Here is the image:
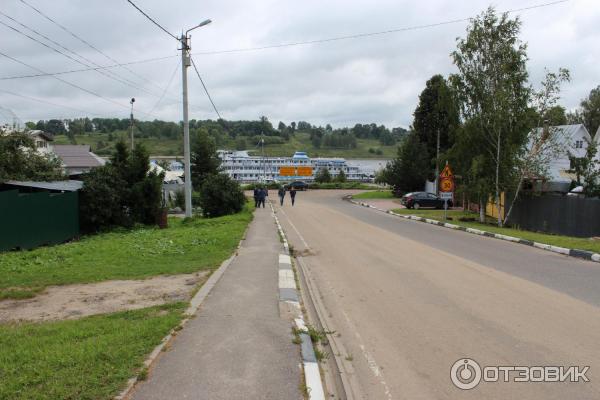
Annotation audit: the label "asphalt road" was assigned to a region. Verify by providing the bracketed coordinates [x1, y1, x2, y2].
[273, 190, 600, 400]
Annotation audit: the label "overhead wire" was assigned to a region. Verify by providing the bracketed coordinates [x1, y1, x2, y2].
[18, 0, 169, 92]
[147, 59, 180, 115]
[125, 0, 178, 40]
[190, 57, 222, 120]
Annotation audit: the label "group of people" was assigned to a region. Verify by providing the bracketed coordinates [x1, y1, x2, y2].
[253, 186, 297, 208]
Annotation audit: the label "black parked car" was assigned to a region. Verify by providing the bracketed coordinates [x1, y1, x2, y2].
[287, 181, 309, 191]
[401, 192, 452, 209]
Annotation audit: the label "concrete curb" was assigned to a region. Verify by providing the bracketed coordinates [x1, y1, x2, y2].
[114, 228, 249, 400]
[347, 197, 600, 264]
[270, 201, 326, 400]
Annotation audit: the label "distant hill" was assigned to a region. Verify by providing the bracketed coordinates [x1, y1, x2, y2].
[54, 131, 399, 159]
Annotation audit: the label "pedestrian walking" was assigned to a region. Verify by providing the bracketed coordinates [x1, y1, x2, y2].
[289, 188, 297, 206]
[257, 187, 267, 208]
[253, 187, 260, 208]
[278, 186, 286, 206]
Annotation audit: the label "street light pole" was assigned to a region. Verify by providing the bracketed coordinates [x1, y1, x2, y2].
[180, 19, 211, 218]
[129, 98, 135, 151]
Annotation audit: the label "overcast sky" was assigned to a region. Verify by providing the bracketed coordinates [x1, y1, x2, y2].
[0, 0, 597, 129]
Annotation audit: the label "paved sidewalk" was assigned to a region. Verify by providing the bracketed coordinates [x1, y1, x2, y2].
[130, 208, 302, 400]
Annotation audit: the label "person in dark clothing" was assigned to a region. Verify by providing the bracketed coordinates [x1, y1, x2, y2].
[278, 186, 286, 206]
[289, 188, 297, 206]
[257, 187, 267, 208]
[253, 187, 260, 208]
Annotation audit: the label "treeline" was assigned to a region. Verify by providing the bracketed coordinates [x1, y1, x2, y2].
[28, 116, 408, 148]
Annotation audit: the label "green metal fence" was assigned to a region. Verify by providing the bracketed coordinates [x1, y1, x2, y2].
[0, 190, 79, 251]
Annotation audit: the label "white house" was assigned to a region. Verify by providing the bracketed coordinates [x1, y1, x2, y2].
[28, 130, 54, 155]
[532, 124, 592, 192]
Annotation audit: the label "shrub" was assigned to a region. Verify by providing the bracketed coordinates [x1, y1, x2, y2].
[199, 174, 246, 217]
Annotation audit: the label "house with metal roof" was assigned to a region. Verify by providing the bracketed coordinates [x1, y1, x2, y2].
[52, 144, 105, 177]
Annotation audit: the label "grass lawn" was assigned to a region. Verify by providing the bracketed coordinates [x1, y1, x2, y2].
[0, 207, 253, 299]
[54, 131, 398, 159]
[391, 209, 600, 253]
[352, 190, 394, 199]
[0, 302, 185, 400]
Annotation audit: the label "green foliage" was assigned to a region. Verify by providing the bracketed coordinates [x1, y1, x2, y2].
[335, 169, 347, 183]
[0, 132, 64, 183]
[412, 74, 459, 173]
[352, 190, 394, 199]
[450, 7, 530, 225]
[568, 139, 600, 197]
[198, 174, 246, 217]
[308, 182, 374, 190]
[580, 86, 600, 136]
[79, 142, 164, 232]
[315, 168, 332, 183]
[190, 129, 221, 191]
[0, 303, 185, 400]
[380, 133, 430, 195]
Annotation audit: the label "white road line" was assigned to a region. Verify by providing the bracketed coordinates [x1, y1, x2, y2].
[279, 207, 311, 251]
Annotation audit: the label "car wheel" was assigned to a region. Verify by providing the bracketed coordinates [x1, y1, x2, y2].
[413, 202, 420, 210]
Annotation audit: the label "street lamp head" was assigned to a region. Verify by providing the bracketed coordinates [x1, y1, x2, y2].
[130, 98, 135, 104]
[186, 19, 212, 34]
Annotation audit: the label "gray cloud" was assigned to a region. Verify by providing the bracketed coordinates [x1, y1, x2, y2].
[0, 0, 598, 129]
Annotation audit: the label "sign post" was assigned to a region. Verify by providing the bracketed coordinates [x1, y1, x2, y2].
[439, 163, 454, 221]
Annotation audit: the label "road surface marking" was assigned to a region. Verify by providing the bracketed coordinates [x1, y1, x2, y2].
[279, 207, 311, 250]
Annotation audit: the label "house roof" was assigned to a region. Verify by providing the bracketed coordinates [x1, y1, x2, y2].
[53, 145, 104, 168]
[28, 130, 54, 142]
[4, 180, 83, 192]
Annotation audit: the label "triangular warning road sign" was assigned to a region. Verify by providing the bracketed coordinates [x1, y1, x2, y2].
[440, 163, 453, 178]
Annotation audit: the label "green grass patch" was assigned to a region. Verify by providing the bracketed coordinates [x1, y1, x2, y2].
[0, 207, 253, 299]
[309, 182, 377, 190]
[391, 209, 600, 253]
[0, 302, 185, 400]
[352, 190, 395, 199]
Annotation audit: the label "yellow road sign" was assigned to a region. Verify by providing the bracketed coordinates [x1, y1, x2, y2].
[297, 166, 313, 177]
[440, 164, 454, 178]
[440, 177, 454, 192]
[279, 166, 296, 176]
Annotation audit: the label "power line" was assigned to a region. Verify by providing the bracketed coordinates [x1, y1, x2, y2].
[125, 0, 178, 40]
[0, 50, 159, 118]
[191, 0, 570, 55]
[0, 16, 166, 100]
[18, 0, 167, 91]
[0, 54, 178, 80]
[148, 59, 180, 115]
[190, 57, 222, 120]
[1, 0, 569, 80]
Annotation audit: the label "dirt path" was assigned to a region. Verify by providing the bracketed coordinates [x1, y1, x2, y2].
[0, 272, 208, 323]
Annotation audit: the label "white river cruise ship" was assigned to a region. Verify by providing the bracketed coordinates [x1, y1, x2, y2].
[218, 150, 372, 183]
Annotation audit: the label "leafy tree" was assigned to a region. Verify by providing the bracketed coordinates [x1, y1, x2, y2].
[79, 142, 164, 232]
[198, 173, 246, 217]
[503, 69, 570, 225]
[450, 8, 530, 226]
[0, 132, 64, 183]
[412, 74, 459, 175]
[543, 105, 567, 126]
[335, 169, 347, 183]
[580, 86, 600, 137]
[278, 121, 286, 131]
[380, 133, 429, 195]
[45, 119, 67, 135]
[315, 168, 332, 183]
[190, 129, 221, 190]
[568, 139, 600, 197]
[290, 121, 296, 133]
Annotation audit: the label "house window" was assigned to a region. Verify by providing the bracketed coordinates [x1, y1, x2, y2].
[575, 140, 584, 149]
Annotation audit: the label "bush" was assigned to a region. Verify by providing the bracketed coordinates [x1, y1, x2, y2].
[199, 174, 246, 217]
[315, 168, 332, 183]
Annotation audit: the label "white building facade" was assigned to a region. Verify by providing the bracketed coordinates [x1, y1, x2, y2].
[218, 150, 371, 182]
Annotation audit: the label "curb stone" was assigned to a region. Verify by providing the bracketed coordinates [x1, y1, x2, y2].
[347, 197, 600, 264]
[270, 201, 326, 400]
[114, 229, 248, 400]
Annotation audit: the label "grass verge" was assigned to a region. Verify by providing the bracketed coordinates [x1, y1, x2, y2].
[0, 302, 186, 400]
[391, 209, 600, 253]
[0, 205, 253, 299]
[352, 190, 394, 199]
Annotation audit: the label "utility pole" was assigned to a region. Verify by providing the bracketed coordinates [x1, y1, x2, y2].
[180, 33, 193, 218]
[179, 19, 211, 218]
[129, 98, 135, 150]
[434, 126, 440, 194]
[261, 134, 265, 182]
